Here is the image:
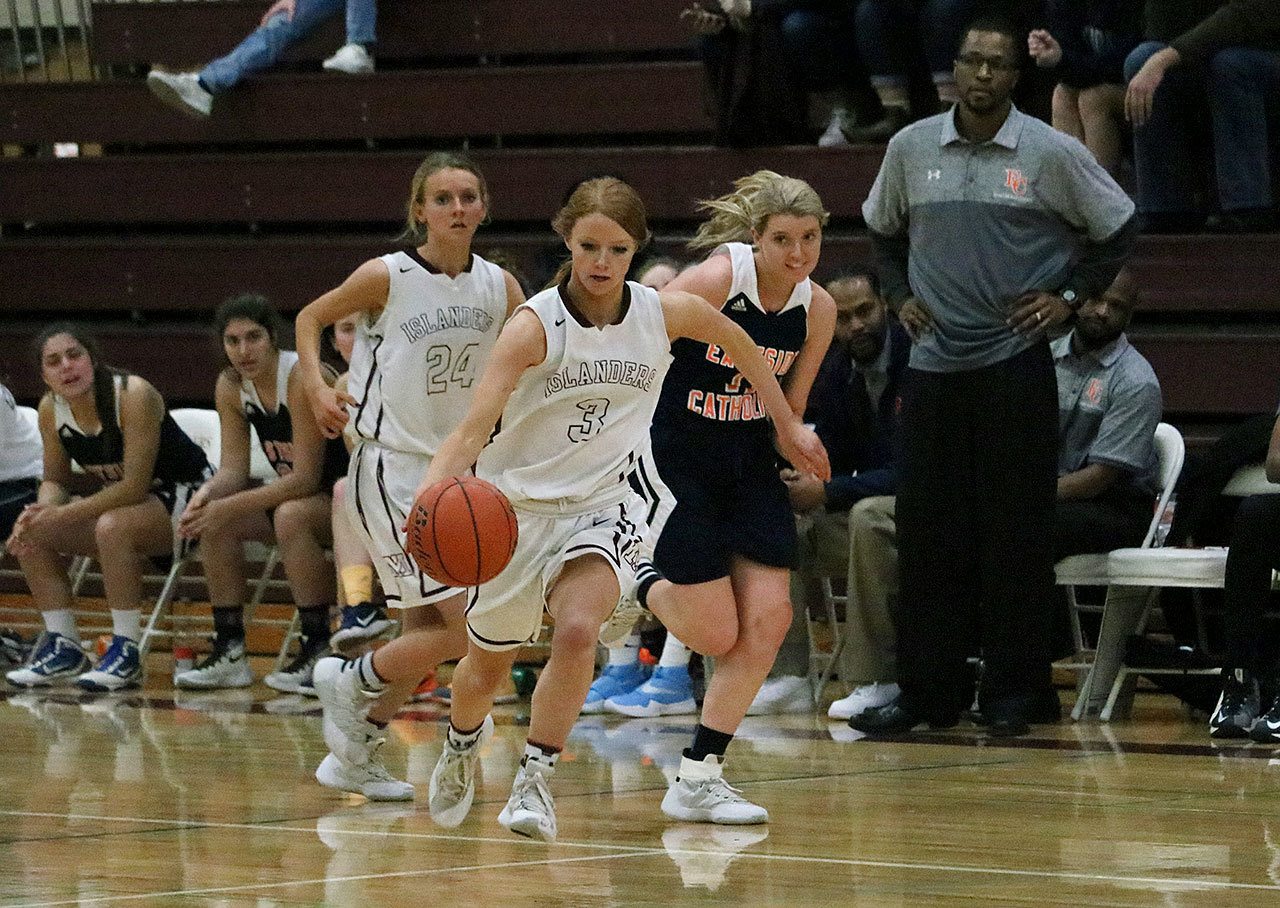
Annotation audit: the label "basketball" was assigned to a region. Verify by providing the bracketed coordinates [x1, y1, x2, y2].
[406, 476, 518, 587]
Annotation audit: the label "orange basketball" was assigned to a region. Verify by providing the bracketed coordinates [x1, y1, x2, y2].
[406, 476, 518, 587]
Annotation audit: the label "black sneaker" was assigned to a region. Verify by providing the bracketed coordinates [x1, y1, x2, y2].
[331, 602, 396, 654]
[264, 636, 329, 694]
[1251, 685, 1280, 743]
[1209, 668, 1259, 739]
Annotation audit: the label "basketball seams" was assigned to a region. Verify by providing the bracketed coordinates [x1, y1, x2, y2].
[408, 476, 517, 587]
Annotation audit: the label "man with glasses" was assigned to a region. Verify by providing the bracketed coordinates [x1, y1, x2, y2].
[856, 13, 1137, 737]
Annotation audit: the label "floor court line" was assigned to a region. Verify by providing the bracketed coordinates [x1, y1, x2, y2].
[1, 808, 1277, 897]
[4, 850, 658, 908]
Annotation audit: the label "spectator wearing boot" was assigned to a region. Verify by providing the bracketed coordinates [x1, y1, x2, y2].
[146, 0, 377, 119]
[1208, 405, 1280, 741]
[1125, 0, 1280, 232]
[749, 273, 909, 716]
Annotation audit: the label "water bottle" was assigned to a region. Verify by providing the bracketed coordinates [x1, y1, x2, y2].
[1154, 493, 1176, 547]
[172, 644, 195, 682]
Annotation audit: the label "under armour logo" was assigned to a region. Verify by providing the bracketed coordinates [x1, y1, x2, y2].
[927, 170, 941, 180]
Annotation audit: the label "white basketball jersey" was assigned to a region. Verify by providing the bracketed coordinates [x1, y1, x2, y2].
[347, 250, 508, 456]
[720, 241, 812, 314]
[477, 280, 672, 512]
[0, 383, 42, 483]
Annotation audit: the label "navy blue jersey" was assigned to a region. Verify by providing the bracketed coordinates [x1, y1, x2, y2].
[240, 351, 349, 488]
[653, 242, 811, 439]
[54, 374, 210, 486]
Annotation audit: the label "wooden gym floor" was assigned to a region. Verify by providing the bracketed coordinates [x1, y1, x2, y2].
[1, 663, 1279, 906]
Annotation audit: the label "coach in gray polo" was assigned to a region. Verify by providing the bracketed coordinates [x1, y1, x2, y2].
[852, 13, 1137, 738]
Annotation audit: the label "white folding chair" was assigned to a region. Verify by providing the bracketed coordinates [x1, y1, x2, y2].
[1056, 422, 1184, 717]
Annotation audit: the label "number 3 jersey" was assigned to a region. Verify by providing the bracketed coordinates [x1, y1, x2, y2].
[477, 280, 672, 512]
[347, 249, 508, 457]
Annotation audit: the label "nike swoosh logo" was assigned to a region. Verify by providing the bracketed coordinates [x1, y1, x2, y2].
[399, 266, 413, 273]
[1266, 719, 1280, 731]
[354, 613, 378, 627]
[555, 318, 566, 326]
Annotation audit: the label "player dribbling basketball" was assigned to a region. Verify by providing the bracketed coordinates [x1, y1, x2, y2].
[418, 177, 828, 842]
[295, 152, 524, 800]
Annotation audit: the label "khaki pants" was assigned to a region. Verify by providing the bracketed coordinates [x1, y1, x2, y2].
[778, 496, 899, 685]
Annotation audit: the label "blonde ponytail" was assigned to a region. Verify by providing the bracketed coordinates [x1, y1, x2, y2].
[689, 170, 830, 253]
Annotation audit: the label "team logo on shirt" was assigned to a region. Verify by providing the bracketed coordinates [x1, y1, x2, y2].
[1004, 168, 1028, 196]
[1085, 378, 1103, 405]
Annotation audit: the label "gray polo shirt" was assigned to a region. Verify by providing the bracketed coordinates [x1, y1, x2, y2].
[862, 105, 1135, 373]
[1053, 331, 1162, 496]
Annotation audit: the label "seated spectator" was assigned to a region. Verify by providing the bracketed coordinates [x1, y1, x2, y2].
[146, 0, 377, 119]
[174, 295, 354, 693]
[1208, 407, 1280, 741]
[850, 0, 979, 140]
[748, 273, 910, 717]
[685, 1, 813, 145]
[5, 324, 213, 691]
[1028, 0, 1143, 175]
[1124, 0, 1280, 232]
[774, 2, 882, 146]
[0, 382, 42, 542]
[1052, 268, 1162, 562]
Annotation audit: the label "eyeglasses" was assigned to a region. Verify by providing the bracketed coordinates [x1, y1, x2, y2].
[955, 53, 1019, 73]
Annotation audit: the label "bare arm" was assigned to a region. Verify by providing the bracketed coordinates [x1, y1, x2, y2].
[661, 289, 830, 481]
[59, 377, 164, 523]
[501, 269, 527, 320]
[662, 252, 734, 309]
[35, 395, 74, 506]
[417, 308, 547, 496]
[296, 258, 388, 437]
[781, 284, 836, 417]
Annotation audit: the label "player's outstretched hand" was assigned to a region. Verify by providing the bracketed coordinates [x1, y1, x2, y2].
[778, 421, 830, 482]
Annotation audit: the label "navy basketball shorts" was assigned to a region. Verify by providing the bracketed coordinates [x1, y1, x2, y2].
[638, 423, 798, 585]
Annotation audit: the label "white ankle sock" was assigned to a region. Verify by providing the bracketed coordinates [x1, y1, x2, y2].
[658, 637, 691, 669]
[111, 610, 141, 642]
[608, 634, 642, 666]
[43, 609, 78, 640]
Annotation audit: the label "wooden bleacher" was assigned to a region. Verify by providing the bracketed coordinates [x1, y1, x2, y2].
[1, 0, 1278, 437]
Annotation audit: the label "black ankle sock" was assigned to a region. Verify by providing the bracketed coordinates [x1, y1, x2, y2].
[636, 562, 663, 608]
[297, 605, 331, 645]
[211, 606, 245, 646]
[686, 724, 733, 762]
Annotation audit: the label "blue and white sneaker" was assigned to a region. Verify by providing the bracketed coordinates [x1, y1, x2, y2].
[5, 632, 91, 688]
[583, 662, 650, 714]
[606, 665, 697, 718]
[77, 635, 143, 692]
[330, 603, 396, 655]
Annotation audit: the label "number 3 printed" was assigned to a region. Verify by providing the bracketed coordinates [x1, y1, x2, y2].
[568, 398, 610, 443]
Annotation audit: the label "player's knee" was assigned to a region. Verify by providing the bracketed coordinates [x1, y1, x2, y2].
[272, 498, 315, 540]
[697, 624, 738, 659]
[94, 510, 131, 551]
[745, 597, 793, 650]
[551, 613, 600, 655]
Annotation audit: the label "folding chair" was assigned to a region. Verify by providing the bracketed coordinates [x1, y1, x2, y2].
[1056, 422, 1184, 719]
[1090, 463, 1280, 720]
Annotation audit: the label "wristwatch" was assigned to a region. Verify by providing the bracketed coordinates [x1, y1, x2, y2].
[1059, 287, 1082, 311]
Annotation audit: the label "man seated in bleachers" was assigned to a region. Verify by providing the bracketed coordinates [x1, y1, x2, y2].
[146, 0, 377, 119]
[821, 269, 1161, 727]
[748, 272, 909, 715]
[1124, 0, 1280, 232]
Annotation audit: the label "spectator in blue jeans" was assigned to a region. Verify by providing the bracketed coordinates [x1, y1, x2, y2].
[777, 2, 881, 146]
[1124, 0, 1280, 233]
[146, 0, 376, 119]
[850, 0, 977, 140]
